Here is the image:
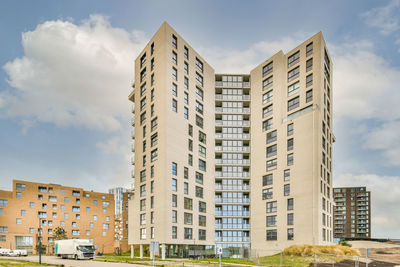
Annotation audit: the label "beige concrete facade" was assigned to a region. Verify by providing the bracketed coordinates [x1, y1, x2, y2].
[128, 22, 215, 257]
[129, 23, 334, 257]
[0, 180, 115, 254]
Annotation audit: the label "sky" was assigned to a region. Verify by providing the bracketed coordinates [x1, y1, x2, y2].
[0, 0, 400, 239]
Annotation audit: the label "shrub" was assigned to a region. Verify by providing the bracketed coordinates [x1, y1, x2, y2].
[283, 244, 359, 256]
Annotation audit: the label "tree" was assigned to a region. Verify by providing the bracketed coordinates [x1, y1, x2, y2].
[53, 227, 67, 240]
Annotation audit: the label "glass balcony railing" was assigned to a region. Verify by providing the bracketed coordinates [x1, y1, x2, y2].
[215, 133, 250, 140]
[215, 120, 250, 127]
[215, 159, 250, 165]
[215, 146, 250, 152]
[215, 94, 251, 101]
[215, 172, 250, 178]
[215, 107, 250, 114]
[215, 184, 250, 191]
[215, 81, 250, 88]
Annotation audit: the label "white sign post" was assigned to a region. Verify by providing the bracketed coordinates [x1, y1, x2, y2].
[150, 241, 159, 267]
[217, 247, 222, 267]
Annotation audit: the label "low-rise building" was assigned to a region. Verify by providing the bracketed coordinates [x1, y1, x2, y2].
[333, 187, 371, 239]
[0, 180, 115, 254]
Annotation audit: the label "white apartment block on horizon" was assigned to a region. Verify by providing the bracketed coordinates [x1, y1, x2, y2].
[128, 22, 334, 258]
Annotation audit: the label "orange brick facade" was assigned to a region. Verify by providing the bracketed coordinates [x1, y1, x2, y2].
[0, 180, 115, 254]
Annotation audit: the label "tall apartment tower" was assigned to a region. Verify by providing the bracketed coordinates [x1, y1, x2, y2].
[128, 22, 215, 258]
[129, 22, 334, 258]
[333, 187, 371, 239]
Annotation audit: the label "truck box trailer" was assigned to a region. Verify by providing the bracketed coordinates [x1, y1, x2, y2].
[55, 239, 95, 260]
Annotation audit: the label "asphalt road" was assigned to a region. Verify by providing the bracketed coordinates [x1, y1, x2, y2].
[1, 255, 147, 267]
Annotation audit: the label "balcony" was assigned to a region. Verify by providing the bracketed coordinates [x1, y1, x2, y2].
[215, 159, 250, 165]
[215, 81, 250, 88]
[215, 120, 250, 127]
[215, 107, 251, 114]
[215, 133, 251, 140]
[131, 117, 135, 126]
[215, 94, 251, 101]
[131, 130, 135, 139]
[215, 211, 250, 217]
[131, 144, 135, 152]
[131, 157, 135, 165]
[215, 172, 250, 178]
[215, 146, 250, 153]
[215, 184, 250, 191]
[215, 198, 250, 204]
[215, 224, 250, 230]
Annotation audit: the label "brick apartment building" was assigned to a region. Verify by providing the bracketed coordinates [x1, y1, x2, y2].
[0, 180, 115, 254]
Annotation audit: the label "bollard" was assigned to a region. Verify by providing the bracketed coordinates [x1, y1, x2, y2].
[280, 251, 283, 267]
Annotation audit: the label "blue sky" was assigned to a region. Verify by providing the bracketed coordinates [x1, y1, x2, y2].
[1, 0, 400, 238]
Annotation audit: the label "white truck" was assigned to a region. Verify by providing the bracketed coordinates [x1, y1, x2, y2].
[55, 239, 95, 260]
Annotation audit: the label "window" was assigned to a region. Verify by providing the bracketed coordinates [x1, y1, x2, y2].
[263, 118, 273, 131]
[140, 228, 146, 239]
[184, 92, 189, 105]
[287, 123, 294, 136]
[188, 139, 193, 151]
[198, 229, 206, 240]
[195, 186, 203, 198]
[199, 201, 206, 213]
[288, 51, 300, 68]
[288, 228, 294, 240]
[184, 76, 189, 89]
[287, 138, 294, 151]
[288, 198, 294, 210]
[263, 90, 273, 104]
[306, 42, 313, 56]
[288, 96, 299, 111]
[151, 118, 157, 132]
[195, 72, 203, 87]
[151, 74, 154, 86]
[184, 212, 193, 225]
[188, 154, 193, 166]
[306, 89, 313, 103]
[184, 182, 189, 195]
[184, 197, 193, 210]
[21, 210, 26, 216]
[140, 53, 146, 68]
[29, 202, 34, 208]
[287, 153, 294, 165]
[172, 210, 177, 223]
[199, 215, 206, 227]
[306, 58, 313, 72]
[288, 81, 300, 97]
[172, 68, 177, 81]
[263, 61, 273, 77]
[140, 112, 146, 125]
[172, 226, 177, 239]
[151, 88, 154, 101]
[140, 83, 146, 96]
[0, 208, 2, 215]
[184, 107, 189, 119]
[184, 167, 189, 179]
[143, 140, 146, 152]
[263, 188, 273, 200]
[196, 115, 203, 128]
[16, 192, 21, 198]
[188, 124, 193, 136]
[16, 218, 22, 224]
[199, 131, 206, 144]
[266, 130, 277, 144]
[263, 104, 273, 118]
[172, 34, 177, 49]
[184, 46, 189, 59]
[266, 159, 277, 171]
[140, 214, 146, 225]
[172, 179, 177, 192]
[184, 228, 193, 239]
[172, 83, 177, 96]
[64, 213, 68, 219]
[172, 162, 177, 175]
[266, 201, 277, 213]
[288, 66, 300, 82]
[284, 184, 290, 196]
[267, 229, 277, 241]
[86, 207, 90, 213]
[0, 200, 8, 206]
[172, 194, 177, 207]
[151, 133, 158, 147]
[140, 97, 146, 111]
[151, 58, 154, 71]
[140, 68, 146, 82]
[72, 206, 80, 212]
[263, 76, 273, 90]
[266, 215, 277, 227]
[306, 74, 313, 87]
[16, 183, 26, 191]
[199, 159, 206, 171]
[172, 51, 177, 65]
[263, 174, 273, 186]
[196, 172, 203, 184]
[196, 101, 203, 114]
[140, 199, 146, 211]
[93, 200, 97, 206]
[288, 213, 294, 225]
[199, 145, 206, 158]
[140, 185, 146, 197]
[196, 87, 203, 101]
[284, 169, 290, 181]
[196, 58, 203, 73]
[172, 99, 177, 112]
[267, 144, 277, 158]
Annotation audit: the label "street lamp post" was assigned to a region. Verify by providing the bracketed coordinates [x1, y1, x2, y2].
[38, 216, 42, 264]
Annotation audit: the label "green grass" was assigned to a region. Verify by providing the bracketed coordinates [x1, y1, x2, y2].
[0, 258, 54, 267]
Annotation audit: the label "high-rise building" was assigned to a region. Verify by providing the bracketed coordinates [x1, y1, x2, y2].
[0, 180, 115, 254]
[129, 22, 334, 258]
[333, 187, 371, 239]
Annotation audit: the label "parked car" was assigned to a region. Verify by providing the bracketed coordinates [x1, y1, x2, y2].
[14, 249, 28, 256]
[0, 249, 11, 256]
[7, 250, 19, 257]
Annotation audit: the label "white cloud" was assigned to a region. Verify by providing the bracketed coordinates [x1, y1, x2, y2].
[335, 173, 400, 238]
[1, 15, 147, 132]
[361, 0, 400, 35]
